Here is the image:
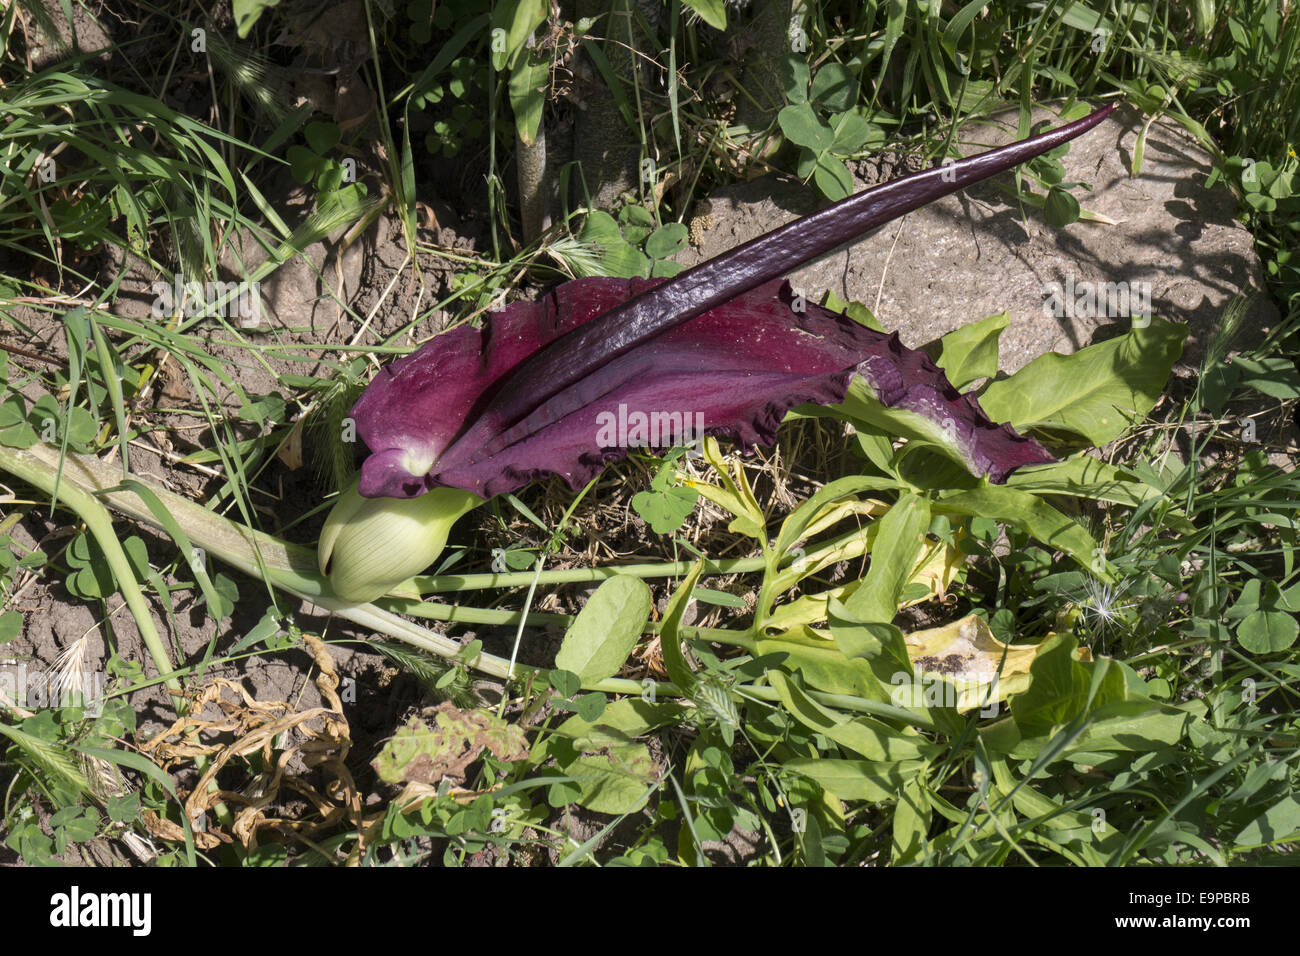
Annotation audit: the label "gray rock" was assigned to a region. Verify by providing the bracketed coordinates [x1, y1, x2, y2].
[207, 182, 369, 333]
[108, 182, 369, 335]
[679, 103, 1277, 375]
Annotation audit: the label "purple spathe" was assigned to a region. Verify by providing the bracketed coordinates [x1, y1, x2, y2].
[353, 278, 1055, 498]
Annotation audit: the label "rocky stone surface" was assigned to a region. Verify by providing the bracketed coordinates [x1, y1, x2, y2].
[679, 102, 1278, 376]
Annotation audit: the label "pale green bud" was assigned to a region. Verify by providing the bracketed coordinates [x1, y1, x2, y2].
[319, 480, 483, 603]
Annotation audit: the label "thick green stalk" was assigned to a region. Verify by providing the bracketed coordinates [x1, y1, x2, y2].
[378, 596, 754, 649]
[7, 444, 518, 677]
[0, 447, 178, 692]
[412, 555, 770, 592]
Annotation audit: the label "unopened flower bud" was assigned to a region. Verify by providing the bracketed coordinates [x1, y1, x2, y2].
[319, 479, 483, 603]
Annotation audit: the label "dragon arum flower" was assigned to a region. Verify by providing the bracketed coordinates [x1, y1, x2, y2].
[320, 103, 1120, 603]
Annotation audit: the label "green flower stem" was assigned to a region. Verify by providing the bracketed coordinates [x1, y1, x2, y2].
[377, 596, 757, 651]
[0, 446, 178, 693]
[0, 447, 237, 830]
[9, 444, 520, 677]
[412, 555, 771, 593]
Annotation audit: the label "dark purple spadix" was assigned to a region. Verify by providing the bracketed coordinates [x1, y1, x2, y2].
[352, 103, 1120, 499]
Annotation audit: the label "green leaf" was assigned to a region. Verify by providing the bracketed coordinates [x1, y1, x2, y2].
[645, 222, 688, 260]
[768, 671, 927, 761]
[287, 145, 321, 185]
[842, 493, 930, 622]
[891, 773, 931, 864]
[570, 692, 607, 722]
[1043, 186, 1081, 227]
[778, 104, 832, 150]
[304, 121, 340, 155]
[555, 575, 652, 684]
[579, 210, 650, 278]
[121, 536, 150, 583]
[660, 564, 704, 692]
[934, 311, 1008, 390]
[1032, 155, 1067, 185]
[493, 0, 548, 69]
[555, 699, 687, 742]
[1232, 356, 1300, 400]
[780, 54, 810, 103]
[1237, 609, 1299, 653]
[785, 757, 925, 802]
[821, 291, 884, 331]
[107, 793, 141, 824]
[548, 669, 581, 698]
[565, 749, 656, 814]
[67, 532, 115, 599]
[1235, 794, 1300, 847]
[757, 634, 883, 698]
[233, 0, 281, 37]
[0, 611, 20, 644]
[829, 597, 911, 681]
[810, 63, 857, 111]
[979, 318, 1186, 446]
[1244, 192, 1277, 213]
[632, 456, 699, 534]
[681, 0, 727, 31]
[230, 609, 285, 654]
[828, 111, 871, 153]
[1055, 700, 1192, 754]
[509, 54, 550, 146]
[1008, 634, 1125, 738]
[937, 484, 1105, 580]
[985, 699, 1193, 758]
[0, 421, 38, 449]
[204, 572, 239, 620]
[691, 587, 745, 608]
[63, 407, 98, 448]
[0, 395, 25, 428]
[315, 162, 343, 192]
[944, 0, 993, 46]
[1004, 453, 1173, 511]
[813, 155, 854, 200]
[618, 204, 655, 244]
[774, 473, 896, 555]
[55, 806, 100, 843]
[29, 394, 60, 439]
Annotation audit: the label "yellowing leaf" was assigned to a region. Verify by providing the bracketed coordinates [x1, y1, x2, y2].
[892, 614, 1078, 713]
[678, 437, 766, 540]
[372, 703, 529, 785]
[902, 528, 967, 607]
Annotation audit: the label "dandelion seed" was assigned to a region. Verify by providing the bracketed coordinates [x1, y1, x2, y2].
[1076, 575, 1140, 640]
